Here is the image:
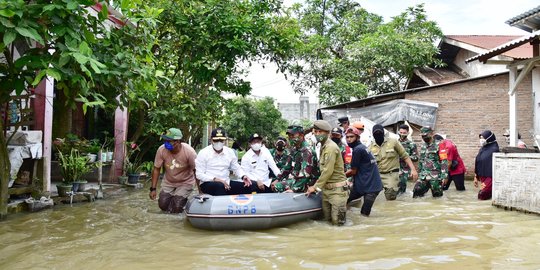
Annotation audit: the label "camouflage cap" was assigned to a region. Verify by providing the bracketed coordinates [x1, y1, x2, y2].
[286, 125, 304, 135]
[313, 120, 332, 132]
[420, 126, 433, 136]
[161, 128, 183, 140]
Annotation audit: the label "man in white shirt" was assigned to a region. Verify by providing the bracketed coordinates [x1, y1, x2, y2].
[241, 133, 281, 193]
[195, 127, 252, 195]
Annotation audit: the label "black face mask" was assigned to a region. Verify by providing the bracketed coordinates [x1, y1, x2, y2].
[276, 143, 285, 151]
[347, 141, 360, 148]
[372, 124, 385, 146]
[331, 138, 341, 145]
[422, 136, 432, 144]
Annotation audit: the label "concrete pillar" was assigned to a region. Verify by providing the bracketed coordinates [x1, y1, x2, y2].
[113, 103, 128, 179]
[509, 67, 518, 147]
[33, 77, 54, 191]
[533, 67, 540, 137]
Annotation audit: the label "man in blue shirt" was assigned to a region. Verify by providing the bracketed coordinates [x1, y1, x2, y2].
[345, 127, 383, 216]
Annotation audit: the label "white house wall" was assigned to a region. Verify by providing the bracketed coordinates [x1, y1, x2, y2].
[456, 49, 507, 77]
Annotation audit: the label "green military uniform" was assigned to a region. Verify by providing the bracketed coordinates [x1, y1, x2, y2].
[413, 127, 448, 198]
[269, 148, 290, 175]
[311, 120, 349, 226]
[398, 138, 418, 193]
[274, 141, 319, 193]
[369, 137, 409, 200]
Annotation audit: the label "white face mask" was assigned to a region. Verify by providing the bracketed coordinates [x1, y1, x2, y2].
[251, 143, 262, 151]
[212, 142, 224, 151]
[479, 138, 486, 146]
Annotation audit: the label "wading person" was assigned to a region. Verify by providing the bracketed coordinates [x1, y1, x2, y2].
[413, 126, 448, 198]
[345, 127, 382, 216]
[433, 134, 466, 191]
[474, 130, 499, 200]
[398, 124, 418, 194]
[306, 120, 349, 226]
[331, 127, 352, 174]
[241, 133, 280, 193]
[369, 124, 417, 200]
[195, 127, 252, 195]
[149, 128, 197, 213]
[272, 125, 319, 193]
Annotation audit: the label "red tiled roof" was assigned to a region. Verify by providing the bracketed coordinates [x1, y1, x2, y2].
[446, 35, 533, 59]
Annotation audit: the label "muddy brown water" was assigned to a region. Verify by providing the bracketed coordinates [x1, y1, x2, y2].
[1, 182, 540, 269]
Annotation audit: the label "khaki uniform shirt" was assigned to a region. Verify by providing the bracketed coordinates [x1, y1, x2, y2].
[369, 137, 409, 173]
[314, 139, 347, 190]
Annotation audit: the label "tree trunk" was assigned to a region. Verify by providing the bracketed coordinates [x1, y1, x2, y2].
[0, 117, 10, 219]
[129, 108, 145, 143]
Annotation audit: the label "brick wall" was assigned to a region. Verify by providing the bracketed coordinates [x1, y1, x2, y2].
[404, 72, 534, 177]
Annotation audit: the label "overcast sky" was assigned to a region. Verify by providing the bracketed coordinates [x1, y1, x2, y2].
[247, 0, 539, 104]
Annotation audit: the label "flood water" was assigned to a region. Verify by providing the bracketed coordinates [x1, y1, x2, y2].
[2, 181, 540, 269]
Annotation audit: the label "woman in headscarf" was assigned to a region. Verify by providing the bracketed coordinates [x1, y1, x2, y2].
[474, 130, 499, 200]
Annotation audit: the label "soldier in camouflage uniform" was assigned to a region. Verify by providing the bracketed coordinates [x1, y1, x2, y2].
[398, 124, 418, 194]
[269, 137, 290, 178]
[413, 126, 448, 198]
[272, 125, 320, 193]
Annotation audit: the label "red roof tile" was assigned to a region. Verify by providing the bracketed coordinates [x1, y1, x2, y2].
[446, 35, 533, 59]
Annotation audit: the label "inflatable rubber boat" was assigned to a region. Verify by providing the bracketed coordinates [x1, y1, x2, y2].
[185, 192, 322, 230]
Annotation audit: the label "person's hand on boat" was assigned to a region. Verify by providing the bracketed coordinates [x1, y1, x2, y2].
[242, 175, 252, 187]
[257, 180, 265, 190]
[305, 186, 317, 196]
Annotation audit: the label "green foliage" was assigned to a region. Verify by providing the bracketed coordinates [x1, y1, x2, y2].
[220, 97, 288, 148]
[57, 149, 94, 183]
[289, 1, 443, 105]
[130, 0, 301, 148]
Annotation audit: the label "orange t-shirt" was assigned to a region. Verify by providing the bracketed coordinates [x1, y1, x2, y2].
[154, 143, 197, 188]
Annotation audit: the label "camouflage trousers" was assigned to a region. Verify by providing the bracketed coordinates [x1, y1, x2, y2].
[274, 178, 310, 193]
[413, 178, 443, 198]
[322, 186, 349, 226]
[398, 170, 411, 194]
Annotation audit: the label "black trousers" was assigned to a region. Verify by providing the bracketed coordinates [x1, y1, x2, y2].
[347, 189, 380, 216]
[200, 181, 251, 195]
[443, 173, 465, 191]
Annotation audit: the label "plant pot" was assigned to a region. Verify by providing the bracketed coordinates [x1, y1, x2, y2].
[118, 176, 128, 185]
[100, 152, 108, 162]
[56, 184, 73, 197]
[127, 173, 141, 184]
[87, 154, 97, 163]
[73, 180, 88, 192]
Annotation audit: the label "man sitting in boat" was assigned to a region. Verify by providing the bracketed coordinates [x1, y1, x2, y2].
[241, 133, 281, 193]
[195, 127, 253, 195]
[272, 125, 320, 192]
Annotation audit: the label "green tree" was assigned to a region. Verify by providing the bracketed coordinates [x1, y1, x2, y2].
[290, 1, 443, 105]
[128, 0, 301, 149]
[221, 97, 288, 149]
[0, 0, 159, 218]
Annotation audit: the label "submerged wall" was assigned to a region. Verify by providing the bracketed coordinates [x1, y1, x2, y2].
[492, 153, 540, 214]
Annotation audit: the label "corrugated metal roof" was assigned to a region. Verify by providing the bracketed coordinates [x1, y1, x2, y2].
[446, 35, 532, 59]
[465, 30, 540, 63]
[505, 5, 540, 32]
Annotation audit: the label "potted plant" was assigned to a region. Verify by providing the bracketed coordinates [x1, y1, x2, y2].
[57, 148, 95, 194]
[124, 142, 142, 184]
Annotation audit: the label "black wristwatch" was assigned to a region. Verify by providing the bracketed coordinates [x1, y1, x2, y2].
[149, 187, 156, 192]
